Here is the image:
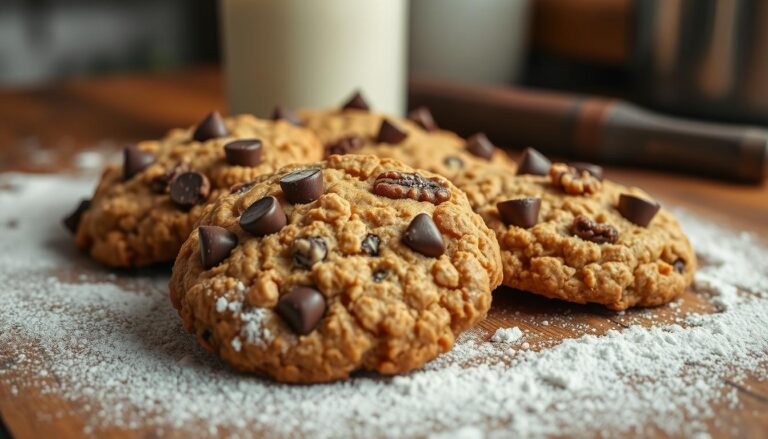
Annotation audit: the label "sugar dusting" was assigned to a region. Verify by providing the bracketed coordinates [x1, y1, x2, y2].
[0, 173, 767, 438]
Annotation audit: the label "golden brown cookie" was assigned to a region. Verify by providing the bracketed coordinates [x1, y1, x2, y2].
[73, 112, 324, 267]
[299, 93, 516, 180]
[454, 159, 696, 310]
[169, 154, 502, 383]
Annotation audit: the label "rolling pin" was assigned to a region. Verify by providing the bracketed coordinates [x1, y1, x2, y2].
[409, 78, 768, 183]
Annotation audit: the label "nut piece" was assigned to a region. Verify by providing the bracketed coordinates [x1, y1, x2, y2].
[571, 215, 618, 244]
[550, 163, 602, 195]
[293, 237, 328, 269]
[372, 171, 451, 205]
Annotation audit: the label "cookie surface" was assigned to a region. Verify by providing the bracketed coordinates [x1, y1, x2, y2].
[169, 154, 502, 383]
[75, 114, 323, 267]
[454, 163, 696, 310]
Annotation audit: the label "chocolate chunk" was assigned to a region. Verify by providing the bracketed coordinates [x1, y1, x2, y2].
[516, 147, 552, 176]
[198, 225, 238, 269]
[239, 196, 287, 236]
[549, 163, 601, 195]
[443, 156, 465, 170]
[408, 106, 438, 131]
[325, 135, 364, 157]
[617, 194, 661, 227]
[361, 234, 381, 256]
[293, 237, 328, 269]
[276, 286, 326, 335]
[402, 213, 445, 257]
[673, 259, 686, 274]
[341, 91, 370, 111]
[62, 199, 91, 234]
[169, 172, 210, 209]
[279, 169, 324, 204]
[192, 111, 229, 142]
[466, 133, 495, 160]
[151, 162, 191, 193]
[123, 145, 155, 181]
[229, 180, 256, 194]
[570, 162, 604, 180]
[497, 197, 541, 228]
[201, 328, 212, 342]
[224, 139, 263, 167]
[376, 120, 408, 144]
[571, 215, 618, 244]
[271, 105, 302, 126]
[372, 270, 388, 282]
[373, 171, 451, 204]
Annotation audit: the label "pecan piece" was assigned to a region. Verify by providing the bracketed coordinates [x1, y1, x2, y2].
[550, 163, 601, 195]
[325, 135, 364, 157]
[372, 171, 451, 204]
[571, 215, 618, 244]
[151, 162, 191, 194]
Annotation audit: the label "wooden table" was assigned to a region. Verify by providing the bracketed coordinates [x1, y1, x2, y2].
[0, 68, 766, 438]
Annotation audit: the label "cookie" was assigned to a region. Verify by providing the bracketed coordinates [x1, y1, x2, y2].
[300, 92, 516, 180]
[169, 154, 502, 383]
[454, 156, 696, 310]
[71, 112, 324, 267]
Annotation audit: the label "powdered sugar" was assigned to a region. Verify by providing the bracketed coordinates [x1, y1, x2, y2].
[491, 327, 523, 344]
[0, 173, 766, 438]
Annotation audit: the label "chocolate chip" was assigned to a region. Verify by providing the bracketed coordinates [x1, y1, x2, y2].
[673, 259, 686, 273]
[123, 145, 155, 181]
[276, 286, 326, 335]
[201, 328, 212, 342]
[376, 120, 408, 144]
[169, 172, 210, 209]
[617, 194, 661, 227]
[497, 198, 541, 228]
[239, 196, 287, 236]
[516, 147, 551, 176]
[279, 169, 324, 204]
[408, 106, 438, 131]
[341, 91, 370, 111]
[151, 162, 191, 193]
[198, 225, 238, 269]
[466, 133, 495, 160]
[372, 270, 388, 282]
[402, 213, 445, 257]
[570, 162, 604, 180]
[192, 111, 229, 142]
[571, 215, 618, 244]
[229, 181, 256, 194]
[373, 171, 451, 204]
[325, 135, 364, 157]
[271, 105, 302, 126]
[224, 139, 263, 167]
[293, 237, 327, 269]
[361, 234, 380, 256]
[63, 199, 91, 234]
[443, 156, 465, 170]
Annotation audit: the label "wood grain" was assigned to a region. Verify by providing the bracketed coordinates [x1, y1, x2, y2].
[0, 67, 765, 438]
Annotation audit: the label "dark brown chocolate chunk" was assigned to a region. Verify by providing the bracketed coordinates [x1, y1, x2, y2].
[361, 234, 381, 256]
[617, 194, 661, 227]
[229, 180, 256, 194]
[293, 237, 327, 269]
[123, 145, 155, 181]
[673, 259, 686, 274]
[466, 133, 495, 160]
[279, 168, 324, 204]
[341, 91, 370, 111]
[571, 215, 619, 244]
[239, 196, 287, 236]
[408, 106, 438, 131]
[376, 120, 408, 144]
[372, 270, 388, 282]
[151, 162, 191, 193]
[570, 162, 604, 180]
[192, 111, 229, 142]
[198, 225, 238, 269]
[224, 139, 263, 167]
[497, 198, 541, 228]
[402, 213, 445, 257]
[276, 286, 326, 335]
[516, 147, 552, 176]
[271, 105, 302, 126]
[443, 156, 465, 170]
[63, 199, 91, 234]
[373, 171, 451, 204]
[169, 172, 210, 209]
[325, 135, 364, 157]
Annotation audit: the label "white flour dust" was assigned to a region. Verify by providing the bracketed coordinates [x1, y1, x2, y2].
[0, 173, 766, 438]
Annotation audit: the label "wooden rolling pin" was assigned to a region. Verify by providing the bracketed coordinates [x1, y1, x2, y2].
[409, 78, 768, 183]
